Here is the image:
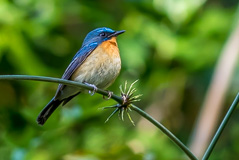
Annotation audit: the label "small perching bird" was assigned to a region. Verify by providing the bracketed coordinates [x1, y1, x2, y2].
[37, 27, 125, 125]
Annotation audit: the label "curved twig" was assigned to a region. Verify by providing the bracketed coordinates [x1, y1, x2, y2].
[0, 75, 197, 160]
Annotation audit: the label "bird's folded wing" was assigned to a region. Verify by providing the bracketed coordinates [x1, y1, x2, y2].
[55, 42, 98, 94]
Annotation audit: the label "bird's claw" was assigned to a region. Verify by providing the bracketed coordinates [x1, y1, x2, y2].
[122, 94, 127, 104]
[84, 82, 98, 96]
[103, 91, 113, 100]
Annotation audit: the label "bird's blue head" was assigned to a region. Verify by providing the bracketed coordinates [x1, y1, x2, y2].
[82, 27, 125, 46]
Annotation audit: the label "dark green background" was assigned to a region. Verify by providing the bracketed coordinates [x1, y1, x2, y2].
[0, 0, 239, 159]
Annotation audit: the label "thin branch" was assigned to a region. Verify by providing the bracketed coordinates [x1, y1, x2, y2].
[189, 5, 239, 157]
[131, 105, 198, 160]
[0, 75, 123, 103]
[0, 75, 197, 159]
[202, 93, 239, 160]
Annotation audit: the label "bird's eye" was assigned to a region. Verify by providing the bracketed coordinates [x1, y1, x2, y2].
[99, 32, 106, 37]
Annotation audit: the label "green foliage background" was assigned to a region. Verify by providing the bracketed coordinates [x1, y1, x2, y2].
[0, 0, 239, 159]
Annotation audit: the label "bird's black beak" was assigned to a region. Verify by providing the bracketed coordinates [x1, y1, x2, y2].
[108, 30, 125, 38]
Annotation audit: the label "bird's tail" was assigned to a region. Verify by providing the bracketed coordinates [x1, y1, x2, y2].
[37, 98, 62, 125]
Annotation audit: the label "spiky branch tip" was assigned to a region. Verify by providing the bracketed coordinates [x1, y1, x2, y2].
[102, 80, 142, 125]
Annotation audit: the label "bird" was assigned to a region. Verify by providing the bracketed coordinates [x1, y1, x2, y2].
[37, 27, 125, 125]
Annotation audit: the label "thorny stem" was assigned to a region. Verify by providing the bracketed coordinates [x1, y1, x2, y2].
[0, 75, 197, 159]
[103, 80, 141, 126]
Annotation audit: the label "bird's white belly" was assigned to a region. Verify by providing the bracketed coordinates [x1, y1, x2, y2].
[73, 50, 121, 88]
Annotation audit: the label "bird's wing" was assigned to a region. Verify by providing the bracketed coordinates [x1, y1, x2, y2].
[55, 42, 98, 95]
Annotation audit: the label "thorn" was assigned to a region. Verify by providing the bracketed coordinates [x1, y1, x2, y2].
[121, 107, 125, 121]
[127, 110, 135, 126]
[126, 79, 138, 96]
[101, 104, 119, 110]
[119, 85, 124, 94]
[118, 108, 122, 120]
[124, 81, 127, 93]
[105, 108, 120, 123]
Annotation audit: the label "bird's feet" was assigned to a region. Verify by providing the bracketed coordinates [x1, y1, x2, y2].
[103, 91, 113, 100]
[83, 82, 98, 96]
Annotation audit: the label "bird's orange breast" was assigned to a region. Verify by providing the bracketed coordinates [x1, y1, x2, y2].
[71, 37, 121, 89]
[100, 37, 119, 57]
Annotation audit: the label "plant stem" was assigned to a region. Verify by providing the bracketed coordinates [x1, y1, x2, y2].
[0, 75, 197, 159]
[202, 93, 239, 160]
[131, 105, 198, 160]
[0, 75, 123, 103]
